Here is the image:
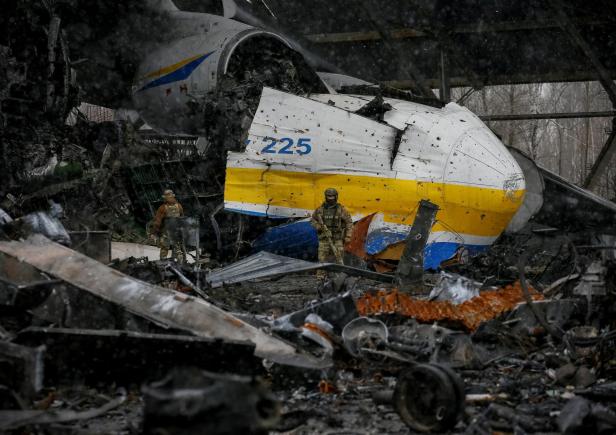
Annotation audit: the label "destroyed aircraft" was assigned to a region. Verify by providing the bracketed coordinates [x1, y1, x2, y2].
[132, 0, 526, 268]
[3, 1, 616, 433]
[4, 0, 614, 266]
[128, 0, 616, 268]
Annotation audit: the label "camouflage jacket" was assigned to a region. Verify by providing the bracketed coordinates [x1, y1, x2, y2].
[310, 203, 353, 242]
[152, 200, 184, 235]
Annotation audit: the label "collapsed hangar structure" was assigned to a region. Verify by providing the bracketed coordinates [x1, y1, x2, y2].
[3, 0, 615, 238]
[3, 1, 616, 433]
[284, 0, 616, 191]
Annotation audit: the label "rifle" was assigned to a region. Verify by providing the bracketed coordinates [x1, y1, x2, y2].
[316, 214, 344, 263]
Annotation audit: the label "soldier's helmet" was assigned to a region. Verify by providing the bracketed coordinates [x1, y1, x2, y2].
[324, 188, 338, 198]
[162, 189, 175, 198]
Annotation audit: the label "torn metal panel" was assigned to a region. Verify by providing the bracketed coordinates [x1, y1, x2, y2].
[429, 273, 482, 304]
[345, 213, 375, 259]
[19, 212, 71, 245]
[356, 281, 544, 331]
[206, 251, 394, 288]
[225, 87, 398, 219]
[396, 199, 439, 290]
[0, 235, 330, 369]
[251, 220, 318, 260]
[15, 327, 261, 383]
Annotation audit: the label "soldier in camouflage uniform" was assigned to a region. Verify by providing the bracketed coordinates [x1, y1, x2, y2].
[150, 189, 185, 262]
[311, 188, 353, 278]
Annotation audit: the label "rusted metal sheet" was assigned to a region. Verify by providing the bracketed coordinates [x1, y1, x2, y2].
[356, 281, 543, 331]
[345, 213, 375, 259]
[0, 235, 330, 369]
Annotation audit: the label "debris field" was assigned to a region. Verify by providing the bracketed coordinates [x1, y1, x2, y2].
[2, 1, 616, 435]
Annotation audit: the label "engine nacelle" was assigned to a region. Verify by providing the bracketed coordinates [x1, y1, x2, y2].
[132, 21, 324, 134]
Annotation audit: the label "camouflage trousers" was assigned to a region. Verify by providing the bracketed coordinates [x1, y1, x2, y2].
[159, 233, 185, 263]
[316, 239, 344, 279]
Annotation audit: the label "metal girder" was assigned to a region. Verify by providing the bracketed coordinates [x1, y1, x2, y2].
[439, 46, 451, 102]
[357, 0, 437, 99]
[548, 0, 616, 189]
[548, 0, 616, 106]
[396, 199, 439, 291]
[479, 111, 616, 122]
[384, 70, 616, 89]
[304, 18, 609, 44]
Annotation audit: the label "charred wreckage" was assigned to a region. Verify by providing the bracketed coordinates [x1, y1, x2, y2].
[2, 0, 616, 434]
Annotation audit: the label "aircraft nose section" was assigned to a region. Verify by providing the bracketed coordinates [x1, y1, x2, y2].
[444, 126, 526, 200]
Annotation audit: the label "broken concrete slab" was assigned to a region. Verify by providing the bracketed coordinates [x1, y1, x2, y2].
[0, 235, 331, 369]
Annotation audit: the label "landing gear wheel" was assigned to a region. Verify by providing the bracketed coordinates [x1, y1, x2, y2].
[393, 363, 462, 432]
[431, 364, 466, 422]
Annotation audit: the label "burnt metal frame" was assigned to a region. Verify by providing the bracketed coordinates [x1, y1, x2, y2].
[547, 0, 616, 190]
[396, 199, 439, 292]
[479, 111, 616, 122]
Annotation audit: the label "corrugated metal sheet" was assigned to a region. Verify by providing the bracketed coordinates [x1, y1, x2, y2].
[356, 282, 543, 331]
[206, 251, 394, 288]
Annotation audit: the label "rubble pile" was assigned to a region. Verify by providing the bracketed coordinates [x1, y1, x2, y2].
[0, 204, 615, 433]
[3, 3, 616, 434]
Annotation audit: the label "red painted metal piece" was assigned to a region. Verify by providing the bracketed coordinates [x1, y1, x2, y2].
[345, 213, 375, 258]
[356, 281, 543, 331]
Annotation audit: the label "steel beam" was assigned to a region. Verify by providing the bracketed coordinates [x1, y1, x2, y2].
[304, 18, 609, 44]
[548, 0, 616, 106]
[439, 47, 451, 102]
[384, 70, 616, 89]
[396, 200, 439, 292]
[358, 0, 437, 99]
[548, 0, 616, 189]
[479, 111, 616, 122]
